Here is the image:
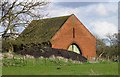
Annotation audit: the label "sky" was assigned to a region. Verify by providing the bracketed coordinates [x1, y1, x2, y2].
[0, 0, 119, 40]
[51, 0, 120, 2]
[45, 1, 118, 39]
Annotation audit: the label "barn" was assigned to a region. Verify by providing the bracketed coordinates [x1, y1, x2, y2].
[17, 14, 96, 60]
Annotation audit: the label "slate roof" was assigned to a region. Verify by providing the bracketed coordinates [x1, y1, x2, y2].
[16, 15, 71, 44]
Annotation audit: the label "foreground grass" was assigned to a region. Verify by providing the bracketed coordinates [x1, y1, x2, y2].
[2, 58, 118, 75]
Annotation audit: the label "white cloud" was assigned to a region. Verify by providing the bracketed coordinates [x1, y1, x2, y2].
[78, 3, 117, 17]
[52, 0, 119, 2]
[90, 21, 118, 38]
[45, 2, 118, 38]
[95, 4, 107, 16]
[46, 3, 79, 17]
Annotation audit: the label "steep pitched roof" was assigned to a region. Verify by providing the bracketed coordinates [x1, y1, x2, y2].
[17, 15, 71, 44]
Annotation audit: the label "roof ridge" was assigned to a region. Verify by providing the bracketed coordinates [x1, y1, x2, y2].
[33, 14, 72, 21]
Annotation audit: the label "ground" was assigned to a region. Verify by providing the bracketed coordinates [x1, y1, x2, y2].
[2, 58, 118, 75]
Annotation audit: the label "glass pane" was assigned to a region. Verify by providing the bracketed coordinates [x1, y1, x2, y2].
[68, 44, 80, 54]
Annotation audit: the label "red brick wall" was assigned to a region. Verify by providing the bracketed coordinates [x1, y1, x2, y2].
[51, 15, 96, 60]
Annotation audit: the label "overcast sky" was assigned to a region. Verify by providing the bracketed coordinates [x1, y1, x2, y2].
[45, 1, 119, 39]
[0, 0, 119, 39]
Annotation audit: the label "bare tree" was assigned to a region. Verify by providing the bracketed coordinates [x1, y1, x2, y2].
[106, 33, 118, 45]
[96, 33, 119, 61]
[0, 0, 49, 38]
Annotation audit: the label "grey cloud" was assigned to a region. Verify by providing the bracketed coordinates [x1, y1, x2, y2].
[53, 2, 100, 8]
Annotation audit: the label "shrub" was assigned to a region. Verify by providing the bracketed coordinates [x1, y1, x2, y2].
[3, 57, 27, 67]
[2, 39, 15, 52]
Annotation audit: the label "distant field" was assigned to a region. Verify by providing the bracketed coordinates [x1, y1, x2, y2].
[2, 58, 118, 75]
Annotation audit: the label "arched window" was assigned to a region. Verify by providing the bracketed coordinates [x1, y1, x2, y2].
[68, 43, 82, 54]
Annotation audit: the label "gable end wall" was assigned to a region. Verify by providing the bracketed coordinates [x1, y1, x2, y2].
[51, 15, 96, 60]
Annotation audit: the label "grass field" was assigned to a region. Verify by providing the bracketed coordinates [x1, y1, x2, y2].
[2, 58, 118, 75]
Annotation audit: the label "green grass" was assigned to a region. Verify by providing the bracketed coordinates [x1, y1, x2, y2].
[0, 66, 1, 76]
[2, 58, 118, 75]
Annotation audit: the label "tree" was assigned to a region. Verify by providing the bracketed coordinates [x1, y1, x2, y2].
[106, 33, 119, 61]
[96, 33, 119, 61]
[0, 0, 49, 38]
[96, 37, 106, 59]
[106, 33, 118, 45]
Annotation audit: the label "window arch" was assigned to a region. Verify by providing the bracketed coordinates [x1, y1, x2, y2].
[68, 43, 82, 54]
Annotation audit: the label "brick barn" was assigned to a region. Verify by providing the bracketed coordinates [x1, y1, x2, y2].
[17, 14, 96, 60]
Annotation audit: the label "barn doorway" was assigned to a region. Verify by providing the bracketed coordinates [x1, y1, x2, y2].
[68, 43, 82, 54]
